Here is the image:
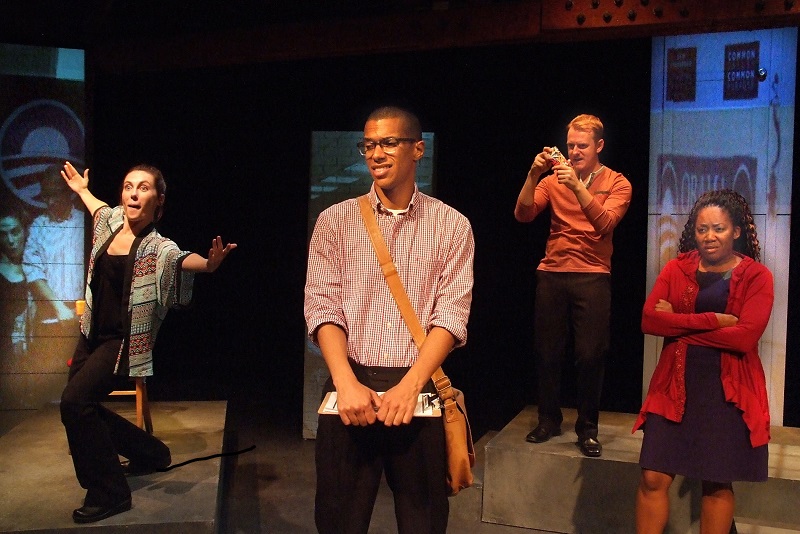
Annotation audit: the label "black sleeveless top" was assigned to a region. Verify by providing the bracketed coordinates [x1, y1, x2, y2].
[89, 251, 127, 342]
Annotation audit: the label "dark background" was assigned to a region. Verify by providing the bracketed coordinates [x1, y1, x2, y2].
[87, 40, 651, 440]
[3, 2, 799, 439]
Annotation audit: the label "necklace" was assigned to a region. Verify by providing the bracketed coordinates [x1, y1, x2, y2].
[581, 165, 605, 188]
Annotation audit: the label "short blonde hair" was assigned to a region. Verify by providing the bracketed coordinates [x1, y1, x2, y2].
[567, 114, 604, 141]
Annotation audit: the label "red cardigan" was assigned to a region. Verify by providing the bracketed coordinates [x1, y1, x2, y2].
[632, 250, 773, 447]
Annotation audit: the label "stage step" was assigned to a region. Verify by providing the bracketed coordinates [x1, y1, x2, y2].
[735, 518, 800, 534]
[482, 406, 800, 534]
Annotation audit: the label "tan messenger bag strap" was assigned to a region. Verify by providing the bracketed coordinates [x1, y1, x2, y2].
[356, 195, 457, 406]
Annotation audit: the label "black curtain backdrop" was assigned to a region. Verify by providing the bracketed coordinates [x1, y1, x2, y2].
[86, 38, 799, 439]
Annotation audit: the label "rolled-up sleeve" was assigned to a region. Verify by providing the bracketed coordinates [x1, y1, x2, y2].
[304, 211, 348, 344]
[427, 213, 474, 347]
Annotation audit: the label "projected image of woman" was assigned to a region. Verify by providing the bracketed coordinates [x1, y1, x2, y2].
[59, 161, 237, 524]
[0, 207, 34, 360]
[633, 189, 773, 534]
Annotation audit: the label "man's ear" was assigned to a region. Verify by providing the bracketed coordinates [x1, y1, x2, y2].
[414, 140, 425, 161]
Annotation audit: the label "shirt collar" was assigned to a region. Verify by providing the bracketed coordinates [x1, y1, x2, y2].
[369, 183, 420, 216]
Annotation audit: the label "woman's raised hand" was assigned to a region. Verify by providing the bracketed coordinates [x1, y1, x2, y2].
[61, 161, 90, 194]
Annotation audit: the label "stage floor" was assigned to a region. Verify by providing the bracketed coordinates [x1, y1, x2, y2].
[0, 397, 535, 534]
[4, 399, 797, 533]
[0, 400, 227, 534]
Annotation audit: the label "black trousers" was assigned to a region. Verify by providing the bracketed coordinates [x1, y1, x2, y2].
[315, 361, 448, 534]
[60, 336, 171, 506]
[534, 271, 611, 439]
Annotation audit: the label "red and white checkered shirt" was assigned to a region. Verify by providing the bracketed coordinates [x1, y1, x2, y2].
[304, 186, 474, 367]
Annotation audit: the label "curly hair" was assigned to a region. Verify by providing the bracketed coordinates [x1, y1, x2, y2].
[677, 189, 760, 261]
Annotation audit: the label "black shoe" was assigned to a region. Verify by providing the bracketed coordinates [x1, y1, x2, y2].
[72, 497, 132, 524]
[525, 424, 562, 443]
[578, 437, 602, 457]
[122, 460, 156, 476]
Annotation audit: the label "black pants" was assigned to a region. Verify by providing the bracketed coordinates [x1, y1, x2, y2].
[60, 336, 171, 506]
[534, 271, 611, 439]
[315, 361, 448, 534]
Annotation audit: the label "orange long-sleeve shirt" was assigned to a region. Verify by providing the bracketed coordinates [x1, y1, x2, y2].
[515, 166, 631, 273]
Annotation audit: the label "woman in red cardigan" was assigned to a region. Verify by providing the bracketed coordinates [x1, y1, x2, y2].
[633, 189, 773, 534]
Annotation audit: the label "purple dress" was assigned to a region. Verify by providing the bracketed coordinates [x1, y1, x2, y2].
[639, 270, 768, 482]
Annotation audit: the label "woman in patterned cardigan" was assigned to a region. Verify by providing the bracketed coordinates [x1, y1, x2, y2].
[59, 161, 236, 524]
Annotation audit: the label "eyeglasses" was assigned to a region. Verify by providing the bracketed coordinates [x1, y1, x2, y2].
[356, 137, 417, 156]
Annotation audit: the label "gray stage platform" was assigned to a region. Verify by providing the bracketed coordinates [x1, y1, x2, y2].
[483, 406, 800, 534]
[0, 400, 227, 534]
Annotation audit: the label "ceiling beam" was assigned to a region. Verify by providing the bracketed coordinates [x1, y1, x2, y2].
[92, 2, 540, 73]
[539, 0, 800, 40]
[90, 0, 800, 73]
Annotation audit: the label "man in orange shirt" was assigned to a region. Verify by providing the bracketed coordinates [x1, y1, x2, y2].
[514, 114, 631, 457]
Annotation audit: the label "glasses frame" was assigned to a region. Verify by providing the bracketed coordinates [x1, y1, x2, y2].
[356, 137, 418, 156]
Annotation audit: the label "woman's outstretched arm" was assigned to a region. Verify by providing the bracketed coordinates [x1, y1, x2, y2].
[181, 236, 238, 273]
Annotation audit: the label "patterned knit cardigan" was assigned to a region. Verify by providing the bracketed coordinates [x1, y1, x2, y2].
[80, 205, 194, 376]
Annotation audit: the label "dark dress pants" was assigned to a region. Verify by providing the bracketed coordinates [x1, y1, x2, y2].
[534, 271, 610, 439]
[60, 336, 171, 506]
[315, 362, 448, 534]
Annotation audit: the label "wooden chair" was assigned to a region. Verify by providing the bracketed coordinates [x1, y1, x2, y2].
[109, 377, 153, 434]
